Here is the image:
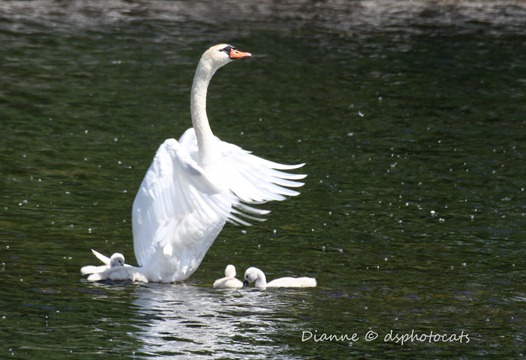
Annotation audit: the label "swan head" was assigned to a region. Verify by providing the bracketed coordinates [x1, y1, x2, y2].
[109, 253, 125, 268]
[200, 44, 251, 71]
[224, 264, 236, 278]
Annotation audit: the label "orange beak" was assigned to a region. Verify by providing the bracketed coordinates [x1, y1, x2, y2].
[229, 48, 252, 59]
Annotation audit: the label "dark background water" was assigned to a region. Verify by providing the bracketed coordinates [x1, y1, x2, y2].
[1, 1, 525, 358]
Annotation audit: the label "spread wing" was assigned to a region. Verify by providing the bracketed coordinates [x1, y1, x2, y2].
[183, 128, 306, 222]
[132, 136, 233, 269]
[131, 129, 306, 276]
[220, 140, 306, 204]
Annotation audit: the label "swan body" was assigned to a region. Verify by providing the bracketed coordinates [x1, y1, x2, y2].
[213, 264, 243, 289]
[131, 44, 306, 283]
[81, 249, 148, 282]
[243, 267, 316, 289]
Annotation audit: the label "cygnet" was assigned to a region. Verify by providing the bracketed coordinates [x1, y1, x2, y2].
[81, 249, 128, 274]
[81, 249, 148, 282]
[213, 264, 243, 289]
[243, 267, 316, 289]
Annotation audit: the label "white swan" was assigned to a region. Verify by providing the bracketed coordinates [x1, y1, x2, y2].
[131, 44, 306, 283]
[243, 267, 316, 289]
[81, 249, 148, 282]
[213, 264, 243, 289]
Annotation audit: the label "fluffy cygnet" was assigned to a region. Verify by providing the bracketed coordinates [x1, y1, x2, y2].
[81, 250, 124, 275]
[213, 264, 243, 289]
[81, 249, 148, 282]
[243, 267, 316, 289]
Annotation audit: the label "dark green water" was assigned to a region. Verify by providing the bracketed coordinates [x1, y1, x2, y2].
[1, 1, 526, 358]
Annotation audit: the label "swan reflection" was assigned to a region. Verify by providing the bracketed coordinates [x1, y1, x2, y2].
[131, 283, 304, 358]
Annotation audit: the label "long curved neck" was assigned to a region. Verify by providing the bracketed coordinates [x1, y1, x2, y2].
[256, 269, 267, 288]
[191, 60, 218, 167]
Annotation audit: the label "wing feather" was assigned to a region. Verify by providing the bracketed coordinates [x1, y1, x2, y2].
[178, 129, 306, 222]
[131, 129, 306, 281]
[218, 135, 306, 222]
[132, 137, 231, 278]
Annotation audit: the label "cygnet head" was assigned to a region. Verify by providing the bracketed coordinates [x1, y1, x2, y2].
[109, 253, 125, 268]
[243, 267, 265, 288]
[224, 264, 236, 278]
[200, 44, 252, 72]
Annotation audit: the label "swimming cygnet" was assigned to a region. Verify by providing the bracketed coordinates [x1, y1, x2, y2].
[81, 249, 123, 275]
[213, 264, 243, 289]
[243, 267, 317, 289]
[81, 249, 148, 282]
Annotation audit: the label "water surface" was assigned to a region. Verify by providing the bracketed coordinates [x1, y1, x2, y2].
[1, 1, 526, 358]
